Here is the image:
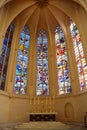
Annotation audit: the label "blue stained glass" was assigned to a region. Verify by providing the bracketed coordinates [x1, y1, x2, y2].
[70, 20, 87, 90]
[0, 23, 15, 90]
[36, 29, 49, 96]
[55, 25, 71, 95]
[25, 42, 29, 48]
[14, 26, 30, 94]
[20, 32, 25, 38]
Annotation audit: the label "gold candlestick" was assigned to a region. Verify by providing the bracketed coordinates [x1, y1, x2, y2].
[46, 96, 47, 105]
[50, 96, 51, 105]
[30, 97, 32, 105]
[53, 96, 54, 105]
[34, 97, 36, 105]
[38, 96, 39, 105]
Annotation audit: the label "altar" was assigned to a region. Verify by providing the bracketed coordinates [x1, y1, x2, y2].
[29, 112, 57, 121]
[28, 96, 57, 121]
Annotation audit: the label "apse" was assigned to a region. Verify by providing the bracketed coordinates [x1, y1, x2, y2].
[0, 0, 87, 124]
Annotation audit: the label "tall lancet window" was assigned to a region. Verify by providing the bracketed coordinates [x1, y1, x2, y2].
[70, 20, 87, 90]
[55, 25, 71, 95]
[0, 23, 14, 90]
[36, 29, 49, 96]
[14, 26, 30, 94]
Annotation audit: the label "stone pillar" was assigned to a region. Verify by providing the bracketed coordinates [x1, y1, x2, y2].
[28, 31, 37, 97]
[0, 7, 9, 52]
[5, 20, 21, 95]
[47, 30, 58, 96]
[64, 17, 80, 93]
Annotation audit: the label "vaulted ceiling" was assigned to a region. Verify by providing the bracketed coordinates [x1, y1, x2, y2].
[0, 0, 87, 11]
[0, 0, 87, 34]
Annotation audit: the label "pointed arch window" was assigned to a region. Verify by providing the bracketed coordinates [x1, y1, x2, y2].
[70, 20, 87, 90]
[14, 26, 30, 94]
[0, 23, 15, 90]
[55, 25, 71, 95]
[36, 29, 49, 96]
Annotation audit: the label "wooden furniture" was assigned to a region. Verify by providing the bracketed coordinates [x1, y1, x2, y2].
[28, 112, 57, 121]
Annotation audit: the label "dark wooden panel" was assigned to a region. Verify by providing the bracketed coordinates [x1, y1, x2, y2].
[29, 114, 56, 121]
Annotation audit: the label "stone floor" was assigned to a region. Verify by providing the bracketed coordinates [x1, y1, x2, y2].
[0, 122, 87, 130]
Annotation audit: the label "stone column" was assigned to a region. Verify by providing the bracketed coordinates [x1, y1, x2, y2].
[47, 30, 58, 96]
[5, 20, 21, 95]
[64, 17, 80, 94]
[28, 31, 37, 97]
[0, 7, 9, 52]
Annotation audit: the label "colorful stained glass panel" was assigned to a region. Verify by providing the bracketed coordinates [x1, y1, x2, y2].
[70, 20, 87, 90]
[55, 25, 71, 95]
[14, 26, 30, 94]
[36, 30, 49, 96]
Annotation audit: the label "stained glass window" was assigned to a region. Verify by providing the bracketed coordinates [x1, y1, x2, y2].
[55, 25, 71, 95]
[0, 23, 14, 90]
[14, 26, 30, 94]
[36, 29, 49, 96]
[70, 20, 87, 90]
